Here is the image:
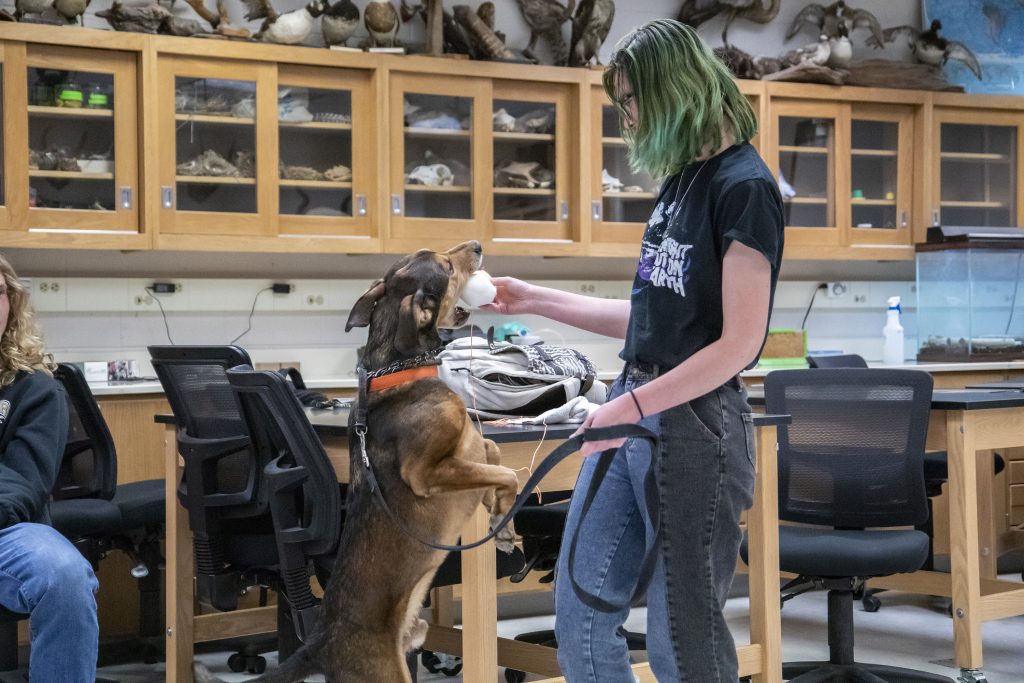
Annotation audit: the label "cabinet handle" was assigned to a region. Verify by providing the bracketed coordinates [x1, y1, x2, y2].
[161, 186, 174, 209]
[591, 200, 602, 221]
[120, 187, 132, 210]
[391, 194, 402, 216]
[356, 195, 367, 216]
[559, 200, 569, 221]
[901, 211, 908, 228]
[932, 208, 940, 226]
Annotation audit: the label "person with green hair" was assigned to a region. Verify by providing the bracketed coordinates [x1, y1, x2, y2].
[484, 19, 784, 681]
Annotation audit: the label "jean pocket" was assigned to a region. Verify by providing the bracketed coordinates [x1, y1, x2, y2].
[742, 413, 756, 469]
[683, 399, 723, 442]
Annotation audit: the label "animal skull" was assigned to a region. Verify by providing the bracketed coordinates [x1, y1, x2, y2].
[494, 160, 554, 189]
[602, 169, 624, 192]
[493, 107, 516, 132]
[406, 163, 454, 186]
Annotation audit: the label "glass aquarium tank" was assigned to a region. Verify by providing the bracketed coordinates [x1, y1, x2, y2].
[916, 229, 1024, 362]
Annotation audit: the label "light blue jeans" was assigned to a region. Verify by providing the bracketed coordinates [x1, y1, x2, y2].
[0, 523, 99, 683]
[554, 366, 756, 682]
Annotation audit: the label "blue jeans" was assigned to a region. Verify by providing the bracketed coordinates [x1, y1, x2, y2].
[554, 366, 756, 682]
[0, 523, 99, 683]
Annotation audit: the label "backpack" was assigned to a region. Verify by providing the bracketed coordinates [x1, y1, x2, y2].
[438, 336, 606, 418]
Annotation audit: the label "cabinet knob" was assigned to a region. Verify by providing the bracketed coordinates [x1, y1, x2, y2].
[560, 200, 569, 221]
[591, 200, 602, 221]
[120, 187, 132, 210]
[161, 186, 174, 210]
[356, 195, 367, 217]
[391, 194, 402, 216]
[932, 208, 940, 226]
[901, 211, 908, 228]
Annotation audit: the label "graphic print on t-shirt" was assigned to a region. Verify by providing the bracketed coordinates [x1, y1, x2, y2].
[636, 195, 694, 297]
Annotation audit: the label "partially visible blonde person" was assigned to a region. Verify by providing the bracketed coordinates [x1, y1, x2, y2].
[0, 253, 99, 682]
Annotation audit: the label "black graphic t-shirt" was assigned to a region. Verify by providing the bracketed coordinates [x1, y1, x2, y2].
[621, 141, 784, 371]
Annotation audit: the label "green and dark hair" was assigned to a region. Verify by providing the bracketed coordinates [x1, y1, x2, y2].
[603, 19, 757, 178]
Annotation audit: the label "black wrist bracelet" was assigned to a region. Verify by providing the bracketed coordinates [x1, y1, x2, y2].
[628, 389, 646, 420]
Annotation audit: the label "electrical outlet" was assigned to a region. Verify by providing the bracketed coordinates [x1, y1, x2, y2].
[826, 282, 848, 299]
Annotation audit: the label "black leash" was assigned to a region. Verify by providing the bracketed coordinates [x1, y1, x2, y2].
[354, 365, 661, 613]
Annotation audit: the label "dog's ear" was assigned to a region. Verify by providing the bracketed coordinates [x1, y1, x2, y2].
[395, 289, 438, 355]
[345, 278, 385, 331]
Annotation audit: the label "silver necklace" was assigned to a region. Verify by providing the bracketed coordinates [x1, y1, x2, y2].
[665, 159, 710, 227]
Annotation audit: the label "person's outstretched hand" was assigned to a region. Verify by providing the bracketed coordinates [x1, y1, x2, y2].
[480, 276, 533, 315]
[572, 394, 642, 457]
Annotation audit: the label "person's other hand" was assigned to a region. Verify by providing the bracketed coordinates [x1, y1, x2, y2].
[481, 276, 533, 315]
[572, 394, 641, 457]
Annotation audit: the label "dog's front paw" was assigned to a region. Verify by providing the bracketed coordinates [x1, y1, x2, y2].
[491, 514, 516, 554]
[403, 617, 429, 653]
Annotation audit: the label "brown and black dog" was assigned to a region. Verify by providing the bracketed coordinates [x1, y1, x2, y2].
[195, 240, 520, 683]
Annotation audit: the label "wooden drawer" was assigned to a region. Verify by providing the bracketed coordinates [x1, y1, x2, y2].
[1012, 506, 1024, 526]
[1011, 460, 1024, 485]
[1011, 483, 1024, 508]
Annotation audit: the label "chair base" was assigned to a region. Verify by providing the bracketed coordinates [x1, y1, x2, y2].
[784, 660, 954, 683]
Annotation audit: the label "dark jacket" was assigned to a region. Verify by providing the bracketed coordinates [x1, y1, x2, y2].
[0, 370, 68, 528]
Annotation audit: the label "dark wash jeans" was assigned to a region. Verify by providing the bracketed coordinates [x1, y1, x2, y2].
[554, 364, 756, 682]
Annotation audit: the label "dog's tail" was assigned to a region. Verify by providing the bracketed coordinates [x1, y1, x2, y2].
[193, 645, 319, 683]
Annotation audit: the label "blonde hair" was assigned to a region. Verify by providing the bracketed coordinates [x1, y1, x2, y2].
[0, 253, 52, 386]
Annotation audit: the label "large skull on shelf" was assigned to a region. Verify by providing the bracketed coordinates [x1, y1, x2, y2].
[494, 160, 554, 189]
[406, 163, 454, 186]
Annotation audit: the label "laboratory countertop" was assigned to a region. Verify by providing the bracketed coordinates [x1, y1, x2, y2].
[87, 359, 1024, 396]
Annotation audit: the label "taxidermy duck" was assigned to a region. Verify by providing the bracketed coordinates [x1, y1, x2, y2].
[826, 21, 852, 68]
[677, 0, 780, 46]
[14, 0, 56, 20]
[870, 19, 983, 80]
[516, 0, 575, 66]
[782, 33, 831, 67]
[54, 0, 89, 24]
[569, 0, 614, 67]
[242, 0, 328, 44]
[364, 0, 400, 47]
[321, 0, 359, 47]
[787, 0, 883, 46]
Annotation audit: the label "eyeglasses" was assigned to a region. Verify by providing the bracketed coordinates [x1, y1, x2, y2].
[614, 92, 635, 111]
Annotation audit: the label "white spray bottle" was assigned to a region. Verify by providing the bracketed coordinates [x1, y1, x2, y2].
[882, 296, 904, 365]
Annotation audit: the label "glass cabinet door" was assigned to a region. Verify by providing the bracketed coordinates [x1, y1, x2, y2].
[848, 104, 913, 246]
[773, 101, 842, 246]
[490, 80, 572, 249]
[388, 72, 488, 248]
[589, 85, 658, 256]
[276, 65, 374, 244]
[159, 57, 272, 237]
[25, 45, 138, 233]
[934, 110, 1019, 228]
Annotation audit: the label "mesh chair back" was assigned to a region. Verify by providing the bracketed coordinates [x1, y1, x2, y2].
[806, 354, 869, 369]
[765, 369, 932, 529]
[52, 364, 117, 501]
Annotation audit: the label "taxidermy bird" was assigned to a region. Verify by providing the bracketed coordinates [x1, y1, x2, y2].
[826, 21, 852, 68]
[781, 33, 831, 67]
[569, 0, 614, 67]
[787, 1, 883, 47]
[321, 0, 359, 47]
[677, 0, 780, 46]
[364, 0, 400, 48]
[516, 0, 576, 66]
[14, 0, 55, 21]
[870, 19, 983, 80]
[242, 0, 328, 44]
[54, 0, 89, 24]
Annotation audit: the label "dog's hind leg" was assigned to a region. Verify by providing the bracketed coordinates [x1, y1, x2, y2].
[482, 439, 517, 553]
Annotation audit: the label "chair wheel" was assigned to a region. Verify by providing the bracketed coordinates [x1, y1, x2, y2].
[505, 669, 527, 683]
[227, 653, 246, 672]
[249, 656, 267, 674]
[421, 650, 462, 676]
[861, 594, 881, 612]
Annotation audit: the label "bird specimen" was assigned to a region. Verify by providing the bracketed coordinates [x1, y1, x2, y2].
[14, 0, 55, 21]
[96, 1, 171, 32]
[242, 0, 328, 44]
[787, 1, 883, 47]
[781, 33, 831, 67]
[826, 22, 852, 68]
[364, 0, 401, 48]
[321, 0, 359, 47]
[516, 0, 575, 66]
[569, 0, 614, 67]
[676, 0, 780, 46]
[869, 19, 982, 81]
[183, 0, 250, 37]
[54, 0, 89, 24]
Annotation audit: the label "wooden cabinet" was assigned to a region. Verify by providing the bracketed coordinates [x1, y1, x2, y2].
[0, 40, 147, 248]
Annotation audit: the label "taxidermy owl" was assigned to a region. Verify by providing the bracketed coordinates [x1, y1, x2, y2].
[516, 0, 575, 66]
[569, 0, 614, 67]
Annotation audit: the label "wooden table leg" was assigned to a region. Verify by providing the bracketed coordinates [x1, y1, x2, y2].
[947, 412, 984, 671]
[976, 450, 997, 580]
[748, 425, 782, 683]
[460, 506, 498, 681]
[164, 426, 195, 683]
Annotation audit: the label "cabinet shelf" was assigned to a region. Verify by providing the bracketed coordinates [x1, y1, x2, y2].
[851, 149, 897, 157]
[404, 127, 470, 139]
[28, 105, 112, 119]
[851, 198, 896, 206]
[778, 145, 829, 154]
[940, 152, 1010, 162]
[176, 175, 255, 185]
[404, 184, 471, 193]
[493, 187, 555, 196]
[601, 137, 627, 146]
[279, 179, 353, 189]
[784, 197, 829, 204]
[940, 200, 1008, 208]
[493, 131, 555, 142]
[175, 113, 254, 125]
[30, 170, 113, 180]
[279, 121, 352, 131]
[604, 191, 657, 199]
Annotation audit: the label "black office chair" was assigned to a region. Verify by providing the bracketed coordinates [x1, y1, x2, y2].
[806, 354, 1006, 611]
[50, 363, 165, 667]
[742, 368, 952, 682]
[150, 344, 291, 674]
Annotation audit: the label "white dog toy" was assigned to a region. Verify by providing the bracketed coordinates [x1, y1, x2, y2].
[460, 270, 496, 308]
